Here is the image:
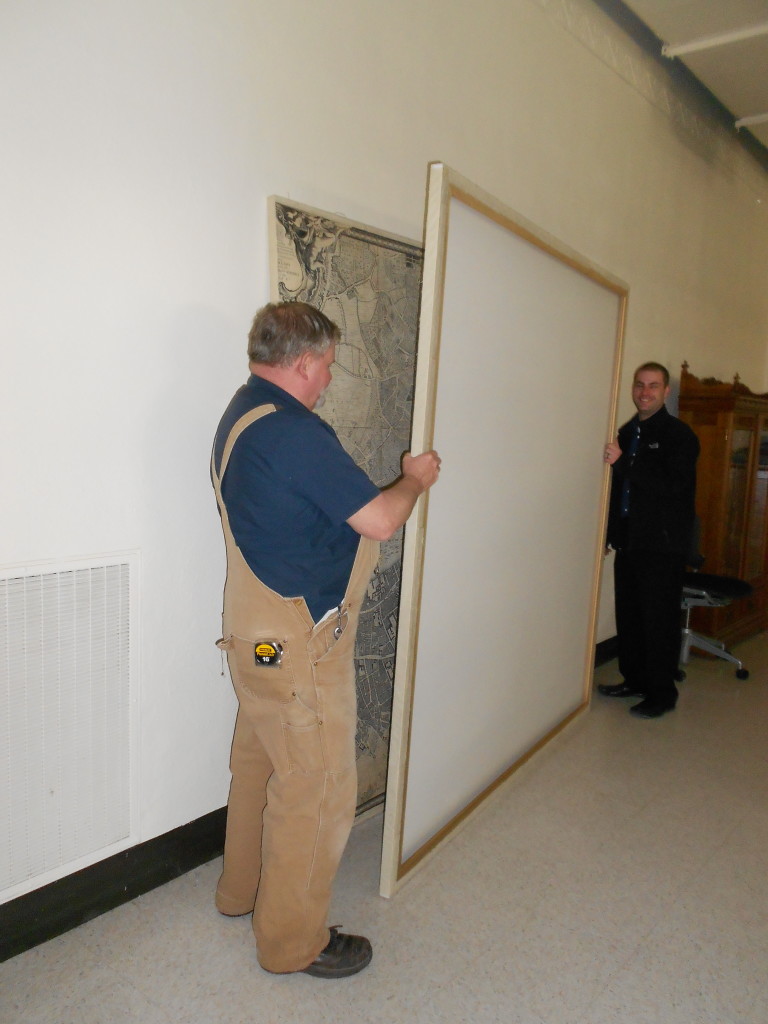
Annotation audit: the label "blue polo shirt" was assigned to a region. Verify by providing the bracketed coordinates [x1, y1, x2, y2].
[213, 376, 380, 621]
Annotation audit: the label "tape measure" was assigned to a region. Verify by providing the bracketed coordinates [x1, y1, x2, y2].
[254, 641, 283, 667]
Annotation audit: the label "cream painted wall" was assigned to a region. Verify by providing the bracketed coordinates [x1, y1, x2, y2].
[2, 0, 767, 875]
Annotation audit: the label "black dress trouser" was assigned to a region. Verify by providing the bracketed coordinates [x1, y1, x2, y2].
[613, 547, 685, 703]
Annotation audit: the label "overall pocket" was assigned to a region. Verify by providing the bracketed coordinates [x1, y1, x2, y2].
[218, 633, 324, 774]
[217, 633, 299, 702]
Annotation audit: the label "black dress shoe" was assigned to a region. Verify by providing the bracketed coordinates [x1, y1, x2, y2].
[301, 927, 372, 979]
[597, 682, 645, 698]
[629, 697, 677, 719]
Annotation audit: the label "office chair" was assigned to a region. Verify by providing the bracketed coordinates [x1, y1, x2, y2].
[677, 525, 752, 680]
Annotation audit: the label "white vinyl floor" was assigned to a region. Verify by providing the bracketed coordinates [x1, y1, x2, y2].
[2, 633, 767, 1024]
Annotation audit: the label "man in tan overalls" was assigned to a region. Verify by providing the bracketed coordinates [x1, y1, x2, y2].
[211, 302, 441, 978]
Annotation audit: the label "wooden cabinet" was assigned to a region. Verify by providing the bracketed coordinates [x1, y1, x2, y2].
[678, 363, 768, 645]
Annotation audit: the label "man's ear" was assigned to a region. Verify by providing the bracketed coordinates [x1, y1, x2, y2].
[296, 351, 313, 380]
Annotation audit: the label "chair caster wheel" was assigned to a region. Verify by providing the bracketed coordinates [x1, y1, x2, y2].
[675, 669, 686, 682]
[736, 669, 749, 680]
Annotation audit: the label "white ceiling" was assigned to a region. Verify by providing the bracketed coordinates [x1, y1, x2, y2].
[622, 0, 768, 151]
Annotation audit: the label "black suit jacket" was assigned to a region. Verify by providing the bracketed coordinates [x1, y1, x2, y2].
[607, 405, 700, 556]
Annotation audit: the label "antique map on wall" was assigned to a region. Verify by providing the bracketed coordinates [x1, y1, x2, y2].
[268, 197, 423, 807]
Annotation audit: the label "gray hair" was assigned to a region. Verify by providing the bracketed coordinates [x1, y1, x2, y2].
[247, 302, 340, 367]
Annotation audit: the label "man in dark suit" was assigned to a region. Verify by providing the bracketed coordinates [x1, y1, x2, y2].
[599, 362, 700, 718]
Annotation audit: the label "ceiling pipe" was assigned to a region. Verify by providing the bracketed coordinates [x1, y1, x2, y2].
[735, 112, 768, 128]
[662, 22, 768, 58]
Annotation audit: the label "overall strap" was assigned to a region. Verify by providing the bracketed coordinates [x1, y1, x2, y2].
[211, 403, 277, 495]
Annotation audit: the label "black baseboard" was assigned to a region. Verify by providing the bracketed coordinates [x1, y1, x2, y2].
[2, 644, 616, 964]
[0, 807, 227, 963]
[595, 636, 618, 667]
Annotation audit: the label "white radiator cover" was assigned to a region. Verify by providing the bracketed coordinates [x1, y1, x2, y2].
[1, 555, 138, 903]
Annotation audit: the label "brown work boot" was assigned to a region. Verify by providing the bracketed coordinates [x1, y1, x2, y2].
[300, 927, 372, 979]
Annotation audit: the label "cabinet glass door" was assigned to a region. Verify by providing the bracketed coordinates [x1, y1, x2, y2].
[745, 427, 768, 580]
[725, 428, 753, 577]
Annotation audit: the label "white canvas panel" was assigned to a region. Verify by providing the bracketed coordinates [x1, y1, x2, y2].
[381, 164, 626, 894]
[403, 197, 622, 857]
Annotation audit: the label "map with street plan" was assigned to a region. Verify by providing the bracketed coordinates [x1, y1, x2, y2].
[269, 197, 423, 806]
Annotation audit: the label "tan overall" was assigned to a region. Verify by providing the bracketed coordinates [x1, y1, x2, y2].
[211, 405, 380, 973]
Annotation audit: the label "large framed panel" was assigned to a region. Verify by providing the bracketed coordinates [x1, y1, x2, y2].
[380, 164, 626, 896]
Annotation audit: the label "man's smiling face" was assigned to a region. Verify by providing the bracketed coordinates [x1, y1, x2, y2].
[632, 368, 669, 421]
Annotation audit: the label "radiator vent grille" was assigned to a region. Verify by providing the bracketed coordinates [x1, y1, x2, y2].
[1, 559, 134, 899]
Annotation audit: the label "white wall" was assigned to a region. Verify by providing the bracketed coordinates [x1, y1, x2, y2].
[2, 0, 767, 863]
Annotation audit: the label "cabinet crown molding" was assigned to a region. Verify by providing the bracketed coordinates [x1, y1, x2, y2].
[681, 362, 768, 400]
